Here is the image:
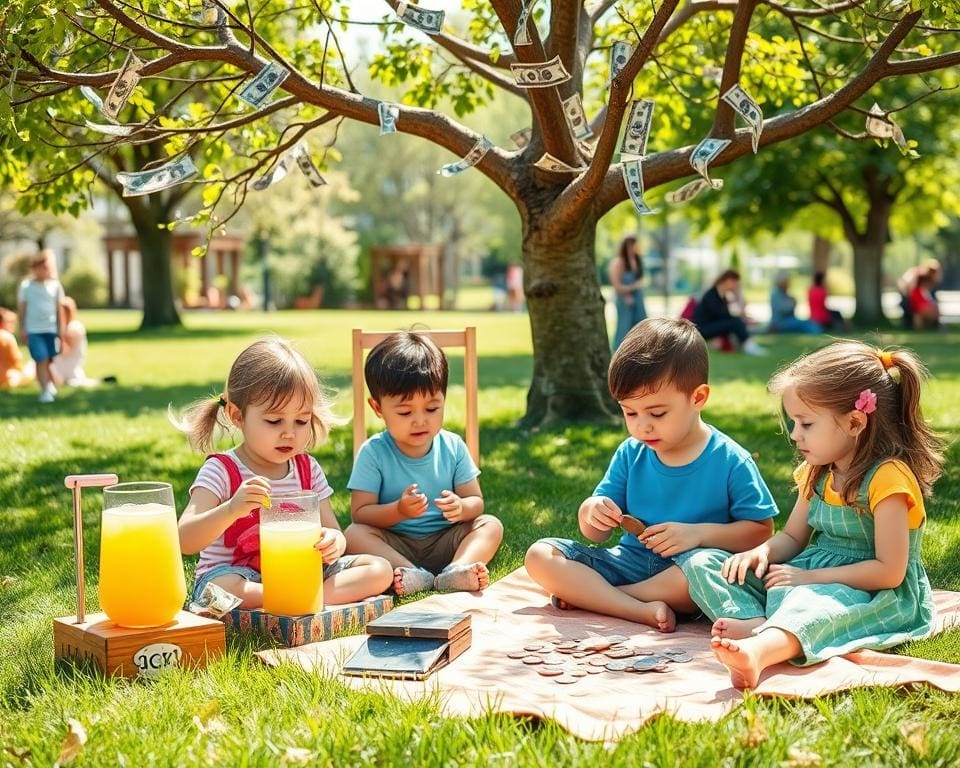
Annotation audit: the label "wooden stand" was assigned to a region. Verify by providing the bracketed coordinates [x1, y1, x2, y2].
[53, 474, 225, 678]
[54, 610, 225, 678]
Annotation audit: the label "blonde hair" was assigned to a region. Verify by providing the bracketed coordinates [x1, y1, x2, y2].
[769, 340, 944, 505]
[171, 336, 345, 453]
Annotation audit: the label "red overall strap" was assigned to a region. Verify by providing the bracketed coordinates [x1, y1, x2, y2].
[293, 453, 313, 490]
[210, 454, 257, 564]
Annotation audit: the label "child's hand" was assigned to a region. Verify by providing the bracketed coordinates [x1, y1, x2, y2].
[583, 497, 623, 532]
[434, 490, 464, 522]
[721, 545, 771, 585]
[762, 564, 816, 589]
[313, 528, 346, 564]
[398, 484, 428, 518]
[228, 476, 272, 520]
[639, 522, 699, 558]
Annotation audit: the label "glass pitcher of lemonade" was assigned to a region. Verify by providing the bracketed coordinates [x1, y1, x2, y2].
[99, 482, 187, 628]
[260, 491, 324, 615]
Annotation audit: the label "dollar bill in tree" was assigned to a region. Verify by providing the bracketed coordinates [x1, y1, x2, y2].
[610, 41, 634, 81]
[721, 84, 762, 154]
[295, 145, 327, 187]
[562, 94, 593, 141]
[85, 120, 135, 137]
[396, 2, 444, 35]
[621, 159, 657, 215]
[252, 146, 298, 191]
[533, 153, 583, 174]
[514, 0, 535, 47]
[80, 85, 104, 112]
[116, 156, 198, 198]
[619, 99, 654, 159]
[238, 61, 289, 108]
[101, 50, 144, 122]
[510, 55, 571, 88]
[665, 178, 722, 205]
[194, 0, 220, 25]
[510, 128, 533, 149]
[438, 136, 493, 177]
[378, 102, 400, 135]
[689, 137, 730, 188]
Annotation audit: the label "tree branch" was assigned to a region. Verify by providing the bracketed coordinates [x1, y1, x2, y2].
[711, 0, 759, 138]
[763, 0, 869, 18]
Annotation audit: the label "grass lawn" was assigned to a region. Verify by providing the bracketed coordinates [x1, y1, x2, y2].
[1, 309, 958, 766]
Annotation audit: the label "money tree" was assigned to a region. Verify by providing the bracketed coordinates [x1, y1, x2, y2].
[2, 2, 959, 424]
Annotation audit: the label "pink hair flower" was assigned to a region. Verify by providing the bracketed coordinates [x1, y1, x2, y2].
[855, 389, 877, 415]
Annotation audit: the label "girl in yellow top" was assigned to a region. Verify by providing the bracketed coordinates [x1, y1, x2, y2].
[684, 341, 944, 689]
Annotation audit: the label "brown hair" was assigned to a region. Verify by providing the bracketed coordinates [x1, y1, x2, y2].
[609, 317, 708, 399]
[768, 341, 944, 504]
[171, 336, 344, 453]
[365, 331, 449, 402]
[713, 269, 740, 288]
[618, 236, 642, 279]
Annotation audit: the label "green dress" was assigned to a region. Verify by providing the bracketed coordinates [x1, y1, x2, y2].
[684, 462, 935, 665]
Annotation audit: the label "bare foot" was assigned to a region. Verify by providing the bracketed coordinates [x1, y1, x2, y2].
[641, 601, 676, 633]
[434, 562, 488, 592]
[711, 617, 764, 641]
[393, 567, 435, 597]
[711, 636, 761, 689]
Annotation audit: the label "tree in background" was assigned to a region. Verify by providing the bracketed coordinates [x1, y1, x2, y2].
[2, 2, 958, 424]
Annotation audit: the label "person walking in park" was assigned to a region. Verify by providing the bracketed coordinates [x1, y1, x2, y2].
[807, 271, 849, 332]
[684, 342, 943, 689]
[173, 336, 393, 608]
[692, 270, 767, 355]
[609, 235, 647, 350]
[768, 271, 821, 334]
[525, 318, 778, 632]
[345, 331, 503, 596]
[17, 249, 64, 403]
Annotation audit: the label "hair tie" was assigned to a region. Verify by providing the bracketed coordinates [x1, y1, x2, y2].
[216, 395, 227, 408]
[854, 389, 877, 415]
[878, 351, 895, 370]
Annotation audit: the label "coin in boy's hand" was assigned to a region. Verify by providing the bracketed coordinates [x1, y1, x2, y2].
[619, 515, 645, 536]
[521, 655, 544, 665]
[261, 496, 272, 509]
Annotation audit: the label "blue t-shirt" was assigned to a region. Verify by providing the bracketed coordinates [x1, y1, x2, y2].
[347, 429, 480, 538]
[594, 425, 778, 558]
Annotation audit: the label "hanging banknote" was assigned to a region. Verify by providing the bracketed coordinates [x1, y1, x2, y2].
[80, 85, 104, 112]
[619, 98, 654, 158]
[438, 136, 492, 176]
[252, 146, 298, 191]
[562, 94, 593, 141]
[378, 101, 400, 134]
[610, 41, 634, 81]
[101, 50, 144, 122]
[865, 102, 909, 151]
[85, 120, 135, 137]
[194, 0, 219, 25]
[721, 84, 762, 154]
[621, 159, 656, 215]
[511, 128, 532, 149]
[396, 2, 444, 35]
[689, 137, 730, 188]
[238, 61, 289, 108]
[295, 146, 327, 187]
[533, 153, 583, 173]
[116, 156, 198, 198]
[510, 55, 571, 88]
[665, 178, 722, 205]
[514, 0, 534, 47]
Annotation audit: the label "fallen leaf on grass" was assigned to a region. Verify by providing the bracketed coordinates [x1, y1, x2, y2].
[782, 746, 822, 767]
[282, 746, 314, 764]
[1, 575, 17, 588]
[193, 699, 228, 735]
[54, 719, 87, 767]
[899, 721, 928, 757]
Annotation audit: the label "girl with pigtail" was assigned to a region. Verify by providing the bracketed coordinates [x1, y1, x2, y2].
[683, 341, 945, 689]
[172, 336, 392, 608]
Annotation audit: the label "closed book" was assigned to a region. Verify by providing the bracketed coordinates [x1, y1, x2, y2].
[342, 628, 472, 681]
[365, 611, 470, 640]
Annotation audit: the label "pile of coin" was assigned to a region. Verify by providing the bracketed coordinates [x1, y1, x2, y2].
[505, 635, 693, 685]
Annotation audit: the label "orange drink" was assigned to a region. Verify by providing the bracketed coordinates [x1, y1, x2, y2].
[99, 482, 186, 628]
[260, 492, 324, 615]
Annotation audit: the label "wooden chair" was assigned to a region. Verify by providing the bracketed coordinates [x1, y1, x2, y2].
[352, 327, 479, 464]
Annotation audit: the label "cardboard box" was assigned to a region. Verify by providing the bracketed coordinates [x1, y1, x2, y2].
[222, 595, 394, 647]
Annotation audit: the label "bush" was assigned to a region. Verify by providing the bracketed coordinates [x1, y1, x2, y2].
[61, 260, 108, 307]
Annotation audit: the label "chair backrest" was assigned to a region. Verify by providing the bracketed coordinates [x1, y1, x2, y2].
[352, 327, 479, 464]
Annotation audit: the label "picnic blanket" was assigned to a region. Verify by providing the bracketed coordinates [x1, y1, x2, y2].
[259, 568, 960, 742]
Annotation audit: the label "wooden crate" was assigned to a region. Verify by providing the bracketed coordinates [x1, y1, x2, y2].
[53, 610, 225, 678]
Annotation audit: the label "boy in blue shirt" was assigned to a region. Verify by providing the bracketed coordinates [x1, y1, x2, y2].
[525, 318, 778, 632]
[345, 331, 504, 596]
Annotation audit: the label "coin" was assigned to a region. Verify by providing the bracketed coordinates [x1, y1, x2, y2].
[605, 634, 629, 643]
[506, 651, 528, 659]
[585, 666, 605, 674]
[554, 675, 580, 684]
[632, 657, 661, 671]
[578, 638, 612, 652]
[604, 648, 636, 659]
[588, 656, 611, 667]
[542, 655, 566, 666]
[523, 643, 545, 652]
[521, 655, 543, 665]
[605, 660, 630, 672]
[666, 652, 694, 663]
[572, 651, 590, 658]
[537, 666, 563, 676]
[555, 640, 577, 650]
[536, 642, 557, 653]
[568, 669, 588, 678]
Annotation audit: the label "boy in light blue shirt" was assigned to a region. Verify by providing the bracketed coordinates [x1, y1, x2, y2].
[346, 331, 503, 596]
[525, 318, 778, 632]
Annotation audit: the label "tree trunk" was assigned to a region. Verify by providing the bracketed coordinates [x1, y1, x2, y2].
[131, 217, 181, 329]
[520, 215, 618, 426]
[850, 239, 885, 326]
[811, 235, 831, 276]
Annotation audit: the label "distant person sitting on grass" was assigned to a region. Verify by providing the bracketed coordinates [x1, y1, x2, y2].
[898, 259, 942, 330]
[807, 272, 850, 332]
[345, 331, 504, 596]
[0, 307, 35, 389]
[909, 272, 940, 330]
[50, 297, 96, 388]
[768, 271, 821, 334]
[524, 318, 779, 633]
[692, 269, 767, 355]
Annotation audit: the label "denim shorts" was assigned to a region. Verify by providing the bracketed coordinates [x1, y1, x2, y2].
[191, 556, 358, 602]
[27, 332, 59, 362]
[537, 537, 675, 587]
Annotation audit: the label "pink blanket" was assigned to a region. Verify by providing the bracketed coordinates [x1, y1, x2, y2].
[260, 568, 960, 742]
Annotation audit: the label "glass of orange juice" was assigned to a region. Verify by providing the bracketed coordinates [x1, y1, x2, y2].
[260, 491, 324, 615]
[99, 482, 187, 628]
